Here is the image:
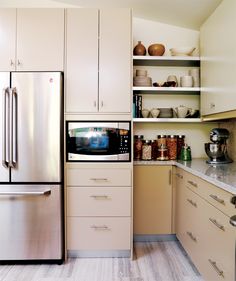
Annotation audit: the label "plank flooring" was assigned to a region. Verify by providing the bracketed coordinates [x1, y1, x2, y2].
[0, 241, 204, 281]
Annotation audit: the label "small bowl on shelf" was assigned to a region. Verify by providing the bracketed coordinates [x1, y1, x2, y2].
[141, 109, 150, 118]
[170, 47, 196, 56]
[150, 108, 160, 118]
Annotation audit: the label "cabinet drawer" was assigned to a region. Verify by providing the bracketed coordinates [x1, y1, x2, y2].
[67, 187, 131, 216]
[67, 168, 132, 187]
[197, 198, 235, 281]
[184, 172, 235, 217]
[67, 217, 131, 250]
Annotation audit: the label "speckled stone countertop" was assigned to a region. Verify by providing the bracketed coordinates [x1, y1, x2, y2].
[134, 158, 236, 195]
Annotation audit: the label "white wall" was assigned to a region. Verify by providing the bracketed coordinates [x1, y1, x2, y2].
[0, 0, 76, 7]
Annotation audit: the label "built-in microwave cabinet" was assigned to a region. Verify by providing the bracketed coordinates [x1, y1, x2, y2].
[0, 8, 64, 71]
[65, 8, 132, 114]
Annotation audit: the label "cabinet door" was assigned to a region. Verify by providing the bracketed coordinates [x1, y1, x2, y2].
[200, 0, 236, 116]
[0, 9, 16, 71]
[65, 9, 98, 113]
[134, 165, 172, 234]
[99, 9, 131, 113]
[16, 9, 64, 71]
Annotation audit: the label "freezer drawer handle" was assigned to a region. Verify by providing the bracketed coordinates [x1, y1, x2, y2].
[9, 88, 17, 168]
[90, 178, 108, 181]
[0, 189, 51, 196]
[90, 195, 110, 200]
[2, 88, 9, 168]
[90, 225, 110, 231]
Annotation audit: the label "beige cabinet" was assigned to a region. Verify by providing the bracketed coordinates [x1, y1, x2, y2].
[200, 0, 236, 118]
[175, 169, 235, 281]
[134, 165, 172, 235]
[66, 166, 132, 256]
[0, 8, 64, 71]
[65, 8, 131, 114]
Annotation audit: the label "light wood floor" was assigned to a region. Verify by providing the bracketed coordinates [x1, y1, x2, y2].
[0, 241, 204, 281]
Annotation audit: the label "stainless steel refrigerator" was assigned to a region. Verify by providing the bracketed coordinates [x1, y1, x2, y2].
[0, 72, 63, 261]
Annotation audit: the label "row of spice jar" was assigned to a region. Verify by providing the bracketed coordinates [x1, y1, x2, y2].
[134, 134, 185, 161]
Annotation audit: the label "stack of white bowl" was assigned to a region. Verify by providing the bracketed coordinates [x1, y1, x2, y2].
[133, 69, 152, 86]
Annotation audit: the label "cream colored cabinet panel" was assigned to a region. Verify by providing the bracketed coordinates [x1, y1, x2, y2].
[0, 9, 16, 71]
[16, 9, 64, 71]
[134, 166, 172, 234]
[67, 217, 131, 250]
[99, 9, 131, 113]
[67, 168, 131, 187]
[200, 0, 236, 116]
[65, 9, 98, 113]
[185, 171, 235, 217]
[67, 187, 131, 217]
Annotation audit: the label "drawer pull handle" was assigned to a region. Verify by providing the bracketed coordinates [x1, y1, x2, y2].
[187, 199, 197, 208]
[208, 259, 224, 277]
[187, 180, 198, 188]
[186, 231, 197, 242]
[176, 173, 183, 179]
[90, 195, 110, 200]
[90, 225, 110, 231]
[209, 218, 225, 231]
[209, 194, 225, 205]
[90, 178, 108, 181]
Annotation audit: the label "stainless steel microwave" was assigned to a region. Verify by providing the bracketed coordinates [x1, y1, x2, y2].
[66, 121, 131, 162]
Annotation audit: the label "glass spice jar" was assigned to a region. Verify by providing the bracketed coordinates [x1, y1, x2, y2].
[166, 135, 177, 160]
[142, 140, 152, 160]
[134, 135, 144, 160]
[157, 134, 166, 147]
[151, 140, 158, 160]
[177, 135, 185, 159]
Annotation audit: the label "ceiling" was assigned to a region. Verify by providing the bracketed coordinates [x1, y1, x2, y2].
[0, 0, 223, 30]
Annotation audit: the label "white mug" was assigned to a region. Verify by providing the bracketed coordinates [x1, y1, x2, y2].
[188, 69, 200, 87]
[180, 75, 193, 87]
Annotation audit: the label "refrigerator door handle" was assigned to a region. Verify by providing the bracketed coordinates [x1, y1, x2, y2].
[9, 87, 17, 168]
[0, 189, 51, 196]
[2, 88, 9, 168]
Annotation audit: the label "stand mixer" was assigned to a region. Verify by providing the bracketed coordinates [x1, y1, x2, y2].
[205, 128, 233, 164]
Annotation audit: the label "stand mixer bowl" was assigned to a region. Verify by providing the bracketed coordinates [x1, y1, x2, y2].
[205, 143, 232, 164]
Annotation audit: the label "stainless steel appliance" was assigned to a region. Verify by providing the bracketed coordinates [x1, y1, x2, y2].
[66, 121, 131, 161]
[205, 128, 233, 164]
[0, 72, 63, 261]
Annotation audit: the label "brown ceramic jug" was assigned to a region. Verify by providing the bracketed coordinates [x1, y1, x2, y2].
[148, 43, 165, 56]
[133, 41, 146, 56]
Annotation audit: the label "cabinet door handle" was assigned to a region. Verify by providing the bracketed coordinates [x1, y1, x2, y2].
[90, 195, 110, 200]
[210, 103, 215, 109]
[17, 59, 21, 66]
[208, 259, 224, 277]
[169, 169, 172, 185]
[187, 198, 197, 208]
[209, 194, 225, 205]
[187, 180, 198, 188]
[90, 178, 108, 181]
[176, 173, 183, 179]
[100, 101, 104, 107]
[10, 59, 15, 66]
[209, 218, 225, 231]
[94, 101, 97, 107]
[186, 231, 197, 242]
[90, 225, 110, 231]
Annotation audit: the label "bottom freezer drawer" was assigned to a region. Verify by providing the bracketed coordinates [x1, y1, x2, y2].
[0, 185, 63, 260]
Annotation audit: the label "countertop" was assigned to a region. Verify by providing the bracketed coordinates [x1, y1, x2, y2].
[134, 158, 236, 195]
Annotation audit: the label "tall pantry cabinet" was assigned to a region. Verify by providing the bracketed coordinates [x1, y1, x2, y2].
[65, 8, 132, 114]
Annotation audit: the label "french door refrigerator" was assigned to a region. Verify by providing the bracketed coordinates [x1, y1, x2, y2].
[0, 72, 63, 261]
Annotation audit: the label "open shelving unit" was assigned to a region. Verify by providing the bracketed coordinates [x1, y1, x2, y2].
[133, 118, 202, 123]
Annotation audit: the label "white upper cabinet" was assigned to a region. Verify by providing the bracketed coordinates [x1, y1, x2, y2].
[65, 8, 131, 114]
[0, 9, 16, 71]
[200, 0, 236, 116]
[0, 8, 64, 71]
[65, 9, 98, 113]
[99, 9, 131, 113]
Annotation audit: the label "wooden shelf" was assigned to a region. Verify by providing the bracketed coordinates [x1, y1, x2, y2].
[133, 55, 200, 67]
[133, 86, 200, 95]
[133, 118, 202, 123]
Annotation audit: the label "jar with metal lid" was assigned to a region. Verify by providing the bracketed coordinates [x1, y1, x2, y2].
[151, 140, 158, 160]
[142, 140, 152, 160]
[177, 135, 185, 159]
[157, 144, 169, 161]
[157, 134, 166, 147]
[166, 135, 177, 160]
[134, 135, 144, 160]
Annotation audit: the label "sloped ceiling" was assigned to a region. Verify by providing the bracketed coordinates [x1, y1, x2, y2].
[0, 0, 223, 30]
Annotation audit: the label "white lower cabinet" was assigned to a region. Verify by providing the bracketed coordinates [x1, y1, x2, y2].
[66, 165, 132, 257]
[175, 168, 235, 281]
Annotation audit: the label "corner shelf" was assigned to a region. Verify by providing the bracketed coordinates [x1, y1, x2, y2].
[133, 55, 200, 67]
[133, 118, 202, 123]
[133, 86, 200, 95]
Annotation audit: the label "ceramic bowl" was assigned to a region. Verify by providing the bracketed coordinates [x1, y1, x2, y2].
[150, 108, 160, 118]
[141, 109, 149, 118]
[170, 47, 196, 56]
